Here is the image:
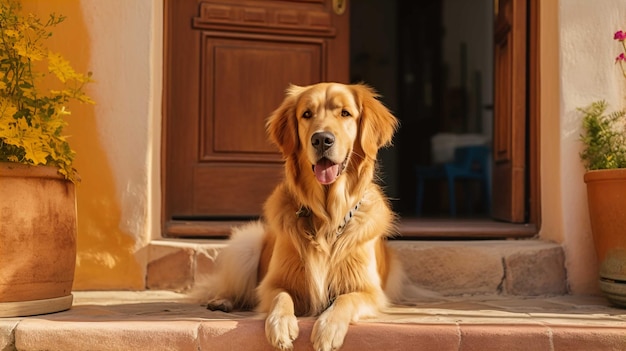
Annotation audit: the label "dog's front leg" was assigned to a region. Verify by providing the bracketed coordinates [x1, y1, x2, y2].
[265, 290, 299, 350]
[311, 292, 379, 351]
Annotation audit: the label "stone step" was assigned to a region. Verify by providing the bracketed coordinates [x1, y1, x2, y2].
[146, 239, 567, 297]
[390, 240, 567, 296]
[2, 291, 624, 351]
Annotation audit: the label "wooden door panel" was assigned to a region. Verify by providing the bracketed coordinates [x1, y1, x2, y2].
[492, 0, 527, 223]
[193, 164, 283, 216]
[193, 1, 335, 37]
[164, 0, 349, 230]
[197, 33, 325, 216]
[200, 32, 324, 161]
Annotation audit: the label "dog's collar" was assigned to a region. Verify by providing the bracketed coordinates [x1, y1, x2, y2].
[296, 199, 362, 237]
[337, 200, 361, 236]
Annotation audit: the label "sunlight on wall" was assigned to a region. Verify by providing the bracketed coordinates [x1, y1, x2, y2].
[22, 0, 145, 290]
[556, 0, 626, 294]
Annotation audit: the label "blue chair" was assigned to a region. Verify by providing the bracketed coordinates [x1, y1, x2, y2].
[415, 145, 491, 216]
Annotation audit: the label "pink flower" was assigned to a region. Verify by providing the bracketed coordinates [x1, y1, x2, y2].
[615, 30, 626, 41]
[616, 53, 626, 62]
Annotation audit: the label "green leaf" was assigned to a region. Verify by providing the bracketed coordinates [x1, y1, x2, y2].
[579, 100, 626, 170]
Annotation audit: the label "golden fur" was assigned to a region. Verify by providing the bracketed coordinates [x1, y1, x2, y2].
[207, 82, 405, 351]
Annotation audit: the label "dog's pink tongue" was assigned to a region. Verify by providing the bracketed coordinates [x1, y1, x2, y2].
[314, 159, 339, 184]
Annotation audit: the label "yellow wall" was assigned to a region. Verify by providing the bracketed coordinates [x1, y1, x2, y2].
[22, 0, 150, 290]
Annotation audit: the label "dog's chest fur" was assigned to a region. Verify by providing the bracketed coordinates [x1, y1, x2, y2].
[285, 218, 381, 316]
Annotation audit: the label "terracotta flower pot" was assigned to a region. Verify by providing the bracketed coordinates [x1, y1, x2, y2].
[0, 162, 77, 317]
[584, 168, 626, 307]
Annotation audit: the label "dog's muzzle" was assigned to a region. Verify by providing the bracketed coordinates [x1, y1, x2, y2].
[311, 131, 349, 185]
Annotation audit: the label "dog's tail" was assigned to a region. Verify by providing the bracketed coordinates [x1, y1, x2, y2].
[196, 221, 266, 310]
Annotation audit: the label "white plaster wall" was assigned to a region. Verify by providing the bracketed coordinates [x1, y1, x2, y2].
[79, 0, 162, 248]
[556, 0, 626, 294]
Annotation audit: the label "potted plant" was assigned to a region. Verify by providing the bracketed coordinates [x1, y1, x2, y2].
[0, 0, 93, 317]
[579, 30, 626, 308]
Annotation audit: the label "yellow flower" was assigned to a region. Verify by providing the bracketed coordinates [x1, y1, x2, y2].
[13, 41, 45, 61]
[0, 98, 18, 120]
[3, 29, 18, 38]
[48, 52, 76, 83]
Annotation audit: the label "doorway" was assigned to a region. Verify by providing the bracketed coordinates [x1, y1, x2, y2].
[162, 0, 537, 238]
[350, 0, 494, 218]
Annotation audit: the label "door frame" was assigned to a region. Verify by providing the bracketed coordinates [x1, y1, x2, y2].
[160, 0, 541, 238]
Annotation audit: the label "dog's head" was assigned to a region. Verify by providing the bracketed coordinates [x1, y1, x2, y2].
[267, 82, 398, 185]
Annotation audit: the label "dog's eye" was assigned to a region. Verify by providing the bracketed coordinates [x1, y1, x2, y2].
[341, 109, 351, 117]
[302, 110, 312, 119]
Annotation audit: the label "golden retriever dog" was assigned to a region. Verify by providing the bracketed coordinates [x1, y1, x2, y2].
[207, 82, 406, 351]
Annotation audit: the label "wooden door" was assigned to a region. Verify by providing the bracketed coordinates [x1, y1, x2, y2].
[492, 0, 527, 223]
[163, 0, 350, 234]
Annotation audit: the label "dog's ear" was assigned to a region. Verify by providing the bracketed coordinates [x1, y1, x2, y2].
[352, 84, 399, 159]
[266, 85, 303, 156]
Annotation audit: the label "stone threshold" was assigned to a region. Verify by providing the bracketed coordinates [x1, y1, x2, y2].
[1, 291, 625, 351]
[147, 238, 568, 296]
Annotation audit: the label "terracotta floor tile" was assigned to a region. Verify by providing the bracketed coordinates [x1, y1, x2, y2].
[15, 319, 201, 351]
[341, 323, 461, 351]
[551, 325, 626, 351]
[3, 292, 626, 351]
[459, 324, 552, 351]
[199, 320, 462, 351]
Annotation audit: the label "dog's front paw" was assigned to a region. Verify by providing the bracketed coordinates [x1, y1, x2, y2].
[311, 311, 349, 351]
[265, 312, 299, 350]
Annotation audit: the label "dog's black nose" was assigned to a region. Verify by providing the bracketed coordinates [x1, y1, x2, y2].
[311, 131, 335, 152]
